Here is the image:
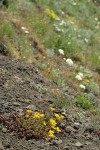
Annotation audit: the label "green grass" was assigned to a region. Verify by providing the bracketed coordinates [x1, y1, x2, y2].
[0, 22, 15, 40]
[75, 94, 95, 110]
[0, 0, 100, 67]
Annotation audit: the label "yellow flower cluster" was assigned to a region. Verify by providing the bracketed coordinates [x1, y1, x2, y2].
[26, 109, 32, 115]
[25, 109, 32, 119]
[33, 112, 44, 119]
[48, 130, 55, 138]
[54, 113, 65, 122]
[49, 118, 57, 128]
[24, 108, 65, 139]
[83, 79, 90, 83]
[53, 126, 61, 133]
[50, 107, 55, 111]
[45, 8, 58, 20]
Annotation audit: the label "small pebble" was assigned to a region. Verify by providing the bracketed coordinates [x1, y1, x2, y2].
[65, 126, 76, 134]
[73, 122, 80, 129]
[2, 127, 7, 133]
[75, 142, 83, 147]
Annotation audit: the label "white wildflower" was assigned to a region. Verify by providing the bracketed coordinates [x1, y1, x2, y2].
[25, 30, 29, 34]
[66, 58, 73, 66]
[78, 34, 81, 38]
[75, 75, 83, 81]
[79, 84, 86, 89]
[55, 26, 61, 32]
[58, 49, 64, 55]
[61, 11, 64, 15]
[95, 18, 98, 21]
[61, 29, 64, 32]
[59, 20, 66, 26]
[21, 27, 26, 30]
[78, 72, 84, 78]
[74, 28, 77, 31]
[73, 2, 76, 6]
[84, 38, 88, 43]
[56, 18, 60, 21]
[63, 58, 66, 60]
[68, 42, 71, 45]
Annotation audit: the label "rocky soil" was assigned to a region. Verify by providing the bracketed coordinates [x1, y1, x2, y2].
[0, 54, 100, 150]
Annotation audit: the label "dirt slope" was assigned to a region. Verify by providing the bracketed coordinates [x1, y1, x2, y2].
[0, 54, 100, 150]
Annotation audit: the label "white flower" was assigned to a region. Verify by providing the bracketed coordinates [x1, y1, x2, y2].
[73, 2, 76, 5]
[56, 18, 60, 21]
[55, 26, 61, 32]
[25, 30, 29, 34]
[75, 75, 83, 81]
[78, 72, 84, 78]
[78, 34, 81, 38]
[95, 18, 98, 21]
[66, 58, 73, 66]
[68, 42, 71, 45]
[61, 11, 64, 15]
[59, 20, 66, 26]
[74, 28, 77, 31]
[63, 58, 66, 60]
[21, 27, 26, 30]
[79, 84, 86, 89]
[61, 29, 64, 32]
[84, 38, 88, 43]
[58, 49, 64, 55]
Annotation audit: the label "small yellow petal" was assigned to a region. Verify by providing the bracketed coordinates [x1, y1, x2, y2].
[49, 118, 57, 127]
[43, 121, 47, 126]
[50, 107, 55, 111]
[26, 109, 32, 115]
[25, 114, 29, 119]
[48, 130, 55, 138]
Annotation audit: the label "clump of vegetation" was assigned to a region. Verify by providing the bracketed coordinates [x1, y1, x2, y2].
[41, 62, 66, 87]
[75, 94, 94, 110]
[0, 108, 65, 140]
[45, 8, 58, 20]
[52, 95, 71, 110]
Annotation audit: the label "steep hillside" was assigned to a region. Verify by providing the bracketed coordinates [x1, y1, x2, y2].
[0, 0, 100, 150]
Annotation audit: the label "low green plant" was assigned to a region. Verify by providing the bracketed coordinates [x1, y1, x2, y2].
[75, 95, 94, 110]
[17, 34, 34, 62]
[0, 22, 15, 40]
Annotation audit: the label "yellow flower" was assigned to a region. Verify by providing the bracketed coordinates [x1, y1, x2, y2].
[83, 79, 90, 83]
[43, 121, 47, 126]
[45, 8, 58, 20]
[50, 107, 55, 111]
[48, 130, 55, 138]
[26, 109, 32, 115]
[60, 115, 65, 119]
[54, 113, 65, 122]
[25, 114, 30, 119]
[54, 113, 60, 120]
[49, 118, 57, 127]
[33, 112, 44, 119]
[55, 127, 61, 133]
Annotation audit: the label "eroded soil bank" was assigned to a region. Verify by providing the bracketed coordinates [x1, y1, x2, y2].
[0, 54, 100, 150]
